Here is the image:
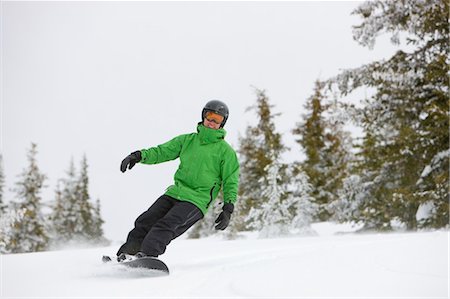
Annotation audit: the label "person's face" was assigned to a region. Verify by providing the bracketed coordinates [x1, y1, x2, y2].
[203, 111, 224, 130]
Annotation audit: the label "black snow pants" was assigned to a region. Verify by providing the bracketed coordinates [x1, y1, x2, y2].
[117, 195, 203, 257]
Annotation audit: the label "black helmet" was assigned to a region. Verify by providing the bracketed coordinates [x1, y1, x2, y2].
[202, 100, 229, 127]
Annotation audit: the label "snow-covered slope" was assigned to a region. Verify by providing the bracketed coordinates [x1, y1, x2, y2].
[1, 229, 448, 298]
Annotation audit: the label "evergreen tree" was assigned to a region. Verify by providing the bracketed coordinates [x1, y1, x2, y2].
[292, 81, 351, 221]
[328, 174, 366, 223]
[8, 143, 49, 253]
[329, 0, 448, 229]
[286, 166, 318, 235]
[50, 159, 80, 242]
[91, 199, 105, 240]
[77, 154, 95, 239]
[246, 151, 290, 238]
[0, 209, 25, 254]
[0, 154, 6, 214]
[415, 149, 449, 228]
[51, 156, 106, 244]
[51, 180, 64, 238]
[233, 89, 287, 232]
[322, 98, 354, 215]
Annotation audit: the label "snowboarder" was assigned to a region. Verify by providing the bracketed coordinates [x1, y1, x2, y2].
[117, 100, 240, 261]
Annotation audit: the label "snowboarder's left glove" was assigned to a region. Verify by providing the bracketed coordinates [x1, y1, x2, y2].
[215, 203, 234, 230]
[120, 151, 142, 173]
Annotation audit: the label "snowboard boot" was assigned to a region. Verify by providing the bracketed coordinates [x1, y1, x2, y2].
[116, 242, 141, 257]
[117, 253, 134, 262]
[135, 251, 157, 259]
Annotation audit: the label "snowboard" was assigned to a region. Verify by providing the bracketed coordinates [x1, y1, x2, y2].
[102, 255, 170, 275]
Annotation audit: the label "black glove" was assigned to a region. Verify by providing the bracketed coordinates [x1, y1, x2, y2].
[120, 151, 142, 173]
[215, 203, 234, 230]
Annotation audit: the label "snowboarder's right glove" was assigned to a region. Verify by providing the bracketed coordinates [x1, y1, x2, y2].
[120, 151, 142, 173]
[215, 203, 234, 230]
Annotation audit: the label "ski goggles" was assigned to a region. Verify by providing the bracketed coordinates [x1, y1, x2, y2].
[204, 111, 224, 124]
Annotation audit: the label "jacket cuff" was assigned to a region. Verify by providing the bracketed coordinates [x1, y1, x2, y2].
[132, 151, 142, 162]
[223, 202, 234, 213]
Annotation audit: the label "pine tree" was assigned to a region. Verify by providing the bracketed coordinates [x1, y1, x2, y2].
[329, 0, 449, 229]
[292, 81, 351, 221]
[50, 159, 80, 242]
[415, 149, 449, 228]
[51, 156, 105, 245]
[233, 88, 287, 232]
[51, 180, 65, 239]
[328, 174, 366, 224]
[246, 151, 290, 238]
[0, 154, 6, 214]
[0, 209, 26, 254]
[8, 143, 49, 253]
[91, 198, 106, 241]
[286, 166, 318, 235]
[323, 98, 354, 214]
[77, 154, 95, 240]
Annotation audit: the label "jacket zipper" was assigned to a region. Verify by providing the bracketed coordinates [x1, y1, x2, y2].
[206, 184, 216, 209]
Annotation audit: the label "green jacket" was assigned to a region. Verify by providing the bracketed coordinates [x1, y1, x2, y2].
[139, 124, 240, 215]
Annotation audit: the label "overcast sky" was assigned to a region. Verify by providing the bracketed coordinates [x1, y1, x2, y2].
[1, 1, 400, 242]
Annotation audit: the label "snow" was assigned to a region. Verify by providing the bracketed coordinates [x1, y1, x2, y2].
[1, 226, 448, 298]
[419, 150, 450, 180]
[416, 201, 436, 222]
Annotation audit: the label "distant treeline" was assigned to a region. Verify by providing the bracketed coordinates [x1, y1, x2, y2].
[0, 146, 108, 254]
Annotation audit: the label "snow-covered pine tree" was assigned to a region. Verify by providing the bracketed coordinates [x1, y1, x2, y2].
[246, 151, 290, 238]
[0, 208, 26, 254]
[328, 174, 366, 224]
[77, 154, 106, 243]
[51, 156, 105, 245]
[322, 96, 354, 221]
[285, 166, 318, 235]
[292, 81, 351, 221]
[229, 125, 260, 233]
[415, 149, 449, 228]
[77, 154, 95, 240]
[351, 123, 396, 230]
[328, 0, 448, 230]
[50, 180, 64, 238]
[50, 159, 80, 243]
[292, 82, 326, 218]
[321, 94, 356, 223]
[233, 88, 288, 233]
[8, 143, 49, 253]
[91, 198, 107, 243]
[0, 154, 6, 214]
